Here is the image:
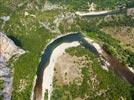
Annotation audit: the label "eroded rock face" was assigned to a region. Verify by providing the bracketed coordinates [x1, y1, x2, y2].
[0, 57, 12, 100]
[0, 32, 25, 100]
[0, 32, 25, 62]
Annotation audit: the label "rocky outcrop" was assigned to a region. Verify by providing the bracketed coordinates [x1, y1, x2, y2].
[40, 12, 76, 33]
[0, 56, 12, 100]
[0, 16, 10, 22]
[0, 32, 25, 100]
[42, 1, 63, 11]
[127, 8, 134, 16]
[0, 32, 25, 62]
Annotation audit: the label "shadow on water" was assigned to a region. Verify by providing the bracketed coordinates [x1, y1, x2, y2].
[33, 32, 134, 100]
[102, 46, 134, 85]
[33, 32, 100, 100]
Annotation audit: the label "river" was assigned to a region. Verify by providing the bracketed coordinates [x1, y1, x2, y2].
[33, 32, 134, 100]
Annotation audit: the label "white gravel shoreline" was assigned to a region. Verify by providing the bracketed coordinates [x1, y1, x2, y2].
[33, 35, 134, 100]
[75, 10, 112, 17]
[42, 41, 80, 100]
[41, 36, 108, 100]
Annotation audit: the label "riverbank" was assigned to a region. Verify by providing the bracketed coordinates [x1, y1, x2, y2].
[40, 36, 108, 100]
[75, 10, 112, 17]
[42, 41, 80, 100]
[33, 33, 116, 100]
[51, 46, 133, 100]
[33, 32, 134, 100]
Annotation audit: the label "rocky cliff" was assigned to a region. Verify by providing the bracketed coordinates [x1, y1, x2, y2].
[0, 32, 25, 100]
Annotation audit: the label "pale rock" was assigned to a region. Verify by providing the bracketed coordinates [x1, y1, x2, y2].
[0, 32, 25, 100]
[0, 32, 25, 62]
[0, 16, 10, 22]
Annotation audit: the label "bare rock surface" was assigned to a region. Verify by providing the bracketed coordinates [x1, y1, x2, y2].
[40, 12, 76, 33]
[0, 16, 10, 22]
[127, 8, 134, 16]
[54, 53, 83, 85]
[0, 32, 25, 100]
[42, 1, 63, 11]
[0, 32, 25, 62]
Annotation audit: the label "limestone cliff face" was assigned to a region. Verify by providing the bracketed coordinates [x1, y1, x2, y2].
[0, 32, 25, 62]
[0, 32, 25, 100]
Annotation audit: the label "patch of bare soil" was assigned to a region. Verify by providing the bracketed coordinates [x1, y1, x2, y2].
[53, 52, 108, 98]
[101, 26, 134, 51]
[53, 53, 87, 85]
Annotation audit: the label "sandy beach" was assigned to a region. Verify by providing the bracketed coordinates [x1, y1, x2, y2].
[75, 10, 111, 17]
[36, 36, 134, 100]
[41, 41, 80, 100]
[41, 37, 111, 100]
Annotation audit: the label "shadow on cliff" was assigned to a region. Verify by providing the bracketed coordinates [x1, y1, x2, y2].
[8, 35, 22, 48]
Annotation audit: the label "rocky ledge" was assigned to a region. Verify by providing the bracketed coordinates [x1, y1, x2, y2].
[0, 32, 25, 100]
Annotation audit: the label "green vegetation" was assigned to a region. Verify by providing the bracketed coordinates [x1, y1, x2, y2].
[98, 15, 134, 27]
[0, 79, 4, 91]
[0, 96, 3, 100]
[50, 0, 128, 11]
[0, 1, 59, 99]
[0, 0, 134, 99]
[44, 89, 48, 100]
[0, 80, 4, 100]
[51, 46, 134, 100]
[86, 31, 134, 68]
[10, 28, 53, 100]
